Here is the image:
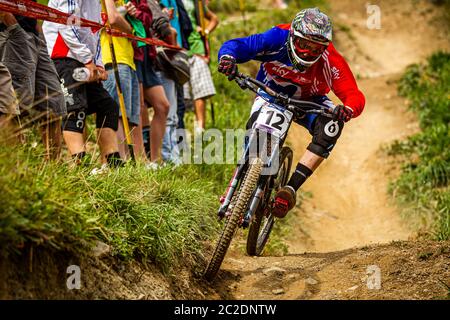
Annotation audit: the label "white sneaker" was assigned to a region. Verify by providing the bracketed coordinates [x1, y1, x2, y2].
[194, 123, 205, 137]
[90, 163, 109, 176]
[145, 162, 160, 171]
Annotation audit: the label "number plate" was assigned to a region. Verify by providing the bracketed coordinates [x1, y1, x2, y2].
[255, 104, 293, 138]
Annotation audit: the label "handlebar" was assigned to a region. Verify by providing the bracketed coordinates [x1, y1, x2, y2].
[234, 72, 334, 118]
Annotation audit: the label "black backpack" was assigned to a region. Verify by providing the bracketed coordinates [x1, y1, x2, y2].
[155, 47, 191, 85]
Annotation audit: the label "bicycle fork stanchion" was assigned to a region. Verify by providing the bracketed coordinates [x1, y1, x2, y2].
[101, 0, 135, 161]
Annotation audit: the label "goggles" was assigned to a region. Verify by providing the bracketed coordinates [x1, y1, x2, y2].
[291, 31, 329, 61]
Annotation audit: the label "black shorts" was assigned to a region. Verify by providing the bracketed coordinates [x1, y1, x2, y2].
[135, 46, 162, 89]
[53, 58, 119, 133]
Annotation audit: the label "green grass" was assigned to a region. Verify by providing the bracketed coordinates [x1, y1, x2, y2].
[0, 142, 225, 272]
[388, 51, 450, 241]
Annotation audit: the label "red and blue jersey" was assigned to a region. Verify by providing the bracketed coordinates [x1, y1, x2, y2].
[218, 24, 365, 118]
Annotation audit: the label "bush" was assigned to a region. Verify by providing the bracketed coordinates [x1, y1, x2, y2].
[390, 51, 450, 240]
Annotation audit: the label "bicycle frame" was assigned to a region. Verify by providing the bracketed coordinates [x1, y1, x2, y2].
[217, 73, 333, 223]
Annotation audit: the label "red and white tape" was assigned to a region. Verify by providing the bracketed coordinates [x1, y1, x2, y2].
[0, 0, 180, 50]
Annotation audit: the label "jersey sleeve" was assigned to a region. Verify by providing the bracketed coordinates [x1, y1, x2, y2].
[52, 0, 94, 64]
[218, 26, 288, 64]
[328, 44, 366, 118]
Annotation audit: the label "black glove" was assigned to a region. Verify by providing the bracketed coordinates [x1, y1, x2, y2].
[333, 105, 353, 122]
[218, 55, 238, 80]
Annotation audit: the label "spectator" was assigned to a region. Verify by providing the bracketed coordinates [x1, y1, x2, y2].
[127, 0, 170, 166]
[0, 7, 66, 160]
[151, 0, 184, 164]
[160, 0, 182, 46]
[101, 0, 145, 161]
[0, 62, 20, 143]
[181, 0, 218, 133]
[160, 0, 192, 149]
[43, 0, 122, 168]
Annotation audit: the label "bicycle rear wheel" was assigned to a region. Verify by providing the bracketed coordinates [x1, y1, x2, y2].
[246, 147, 293, 256]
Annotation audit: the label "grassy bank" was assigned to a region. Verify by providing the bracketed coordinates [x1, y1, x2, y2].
[389, 52, 450, 240]
[0, 143, 225, 272]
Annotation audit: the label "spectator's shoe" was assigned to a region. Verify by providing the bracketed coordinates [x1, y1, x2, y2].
[90, 163, 109, 176]
[272, 186, 296, 218]
[145, 162, 159, 171]
[145, 162, 167, 171]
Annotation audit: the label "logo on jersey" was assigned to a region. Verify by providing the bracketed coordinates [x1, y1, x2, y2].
[265, 62, 312, 85]
[324, 120, 340, 137]
[331, 66, 341, 80]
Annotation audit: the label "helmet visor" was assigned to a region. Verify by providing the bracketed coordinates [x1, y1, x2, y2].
[292, 35, 328, 62]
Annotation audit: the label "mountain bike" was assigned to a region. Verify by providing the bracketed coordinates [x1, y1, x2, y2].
[203, 73, 333, 281]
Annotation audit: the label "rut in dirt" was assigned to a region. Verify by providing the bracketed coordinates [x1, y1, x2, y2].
[206, 0, 450, 300]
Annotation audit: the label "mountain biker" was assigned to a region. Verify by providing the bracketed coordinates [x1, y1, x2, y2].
[218, 8, 365, 219]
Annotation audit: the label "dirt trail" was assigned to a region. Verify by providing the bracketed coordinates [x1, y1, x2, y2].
[285, 0, 449, 254]
[209, 0, 450, 300]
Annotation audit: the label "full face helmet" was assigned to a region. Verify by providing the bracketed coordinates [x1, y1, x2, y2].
[287, 8, 333, 71]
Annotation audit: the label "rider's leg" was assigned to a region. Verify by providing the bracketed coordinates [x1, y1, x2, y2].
[273, 111, 345, 218]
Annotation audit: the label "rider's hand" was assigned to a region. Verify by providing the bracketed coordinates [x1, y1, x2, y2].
[218, 55, 238, 80]
[333, 105, 353, 122]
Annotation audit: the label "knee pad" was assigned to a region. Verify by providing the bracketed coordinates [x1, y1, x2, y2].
[307, 143, 332, 158]
[62, 110, 87, 133]
[308, 115, 345, 158]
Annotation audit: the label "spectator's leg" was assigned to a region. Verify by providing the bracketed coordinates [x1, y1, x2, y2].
[189, 55, 216, 132]
[176, 83, 186, 129]
[97, 127, 120, 163]
[116, 120, 128, 159]
[34, 35, 65, 160]
[129, 69, 146, 161]
[132, 116, 146, 162]
[55, 58, 89, 159]
[158, 71, 180, 164]
[0, 24, 38, 113]
[142, 85, 169, 163]
[104, 64, 131, 160]
[63, 130, 86, 156]
[139, 84, 151, 158]
[0, 62, 20, 144]
[40, 113, 62, 161]
[85, 82, 120, 165]
[194, 98, 206, 131]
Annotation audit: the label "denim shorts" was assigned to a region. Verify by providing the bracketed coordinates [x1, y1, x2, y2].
[104, 64, 141, 126]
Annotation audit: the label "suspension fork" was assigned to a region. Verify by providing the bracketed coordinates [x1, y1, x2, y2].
[217, 164, 245, 218]
[242, 177, 269, 228]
